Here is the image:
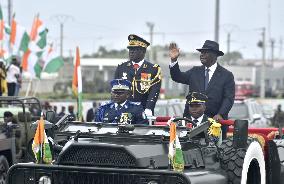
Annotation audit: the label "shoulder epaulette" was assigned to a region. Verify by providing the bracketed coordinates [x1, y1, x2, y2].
[129, 101, 141, 106]
[153, 64, 160, 68]
[100, 101, 112, 106]
[118, 60, 129, 66]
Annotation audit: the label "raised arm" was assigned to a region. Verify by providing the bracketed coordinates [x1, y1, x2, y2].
[169, 43, 191, 84]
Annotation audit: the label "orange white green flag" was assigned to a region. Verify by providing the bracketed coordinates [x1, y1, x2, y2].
[72, 47, 83, 121]
[32, 116, 52, 164]
[168, 122, 184, 172]
[22, 14, 48, 78]
[33, 43, 64, 78]
[10, 14, 30, 55]
[0, 5, 9, 58]
[0, 4, 5, 58]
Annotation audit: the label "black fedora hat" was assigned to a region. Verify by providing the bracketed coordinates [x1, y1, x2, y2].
[196, 40, 224, 56]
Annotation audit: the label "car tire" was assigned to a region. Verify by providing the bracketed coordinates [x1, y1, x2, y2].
[218, 137, 265, 184]
[0, 155, 9, 184]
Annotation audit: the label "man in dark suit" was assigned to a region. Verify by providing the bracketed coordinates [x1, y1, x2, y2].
[114, 34, 162, 117]
[86, 102, 97, 122]
[95, 79, 148, 124]
[169, 40, 235, 138]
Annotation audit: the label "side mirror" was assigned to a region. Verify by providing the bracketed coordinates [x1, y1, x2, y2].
[46, 110, 56, 123]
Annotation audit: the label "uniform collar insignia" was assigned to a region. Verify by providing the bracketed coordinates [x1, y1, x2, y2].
[122, 72, 127, 79]
[143, 64, 147, 68]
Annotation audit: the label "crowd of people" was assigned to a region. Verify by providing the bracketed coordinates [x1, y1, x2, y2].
[0, 57, 22, 97]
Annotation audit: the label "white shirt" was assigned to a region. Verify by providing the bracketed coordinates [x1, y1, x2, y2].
[6, 64, 20, 83]
[191, 114, 204, 127]
[114, 101, 127, 109]
[132, 60, 144, 70]
[205, 62, 217, 82]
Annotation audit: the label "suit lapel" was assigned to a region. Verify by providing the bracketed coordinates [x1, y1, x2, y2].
[206, 64, 222, 92]
[198, 66, 206, 92]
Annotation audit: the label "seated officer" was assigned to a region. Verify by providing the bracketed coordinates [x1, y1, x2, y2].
[95, 79, 148, 124]
[4, 111, 18, 126]
[186, 92, 208, 127]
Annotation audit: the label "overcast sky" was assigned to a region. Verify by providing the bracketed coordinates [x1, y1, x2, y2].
[2, 0, 284, 59]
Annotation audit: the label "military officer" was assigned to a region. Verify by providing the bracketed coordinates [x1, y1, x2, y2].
[95, 79, 148, 124]
[114, 34, 162, 117]
[186, 92, 209, 127]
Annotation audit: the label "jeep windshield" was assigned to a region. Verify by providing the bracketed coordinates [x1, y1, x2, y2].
[59, 122, 188, 137]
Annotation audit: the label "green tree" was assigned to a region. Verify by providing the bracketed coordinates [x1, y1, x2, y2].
[219, 51, 243, 65]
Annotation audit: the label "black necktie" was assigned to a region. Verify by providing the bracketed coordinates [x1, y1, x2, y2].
[193, 119, 199, 126]
[204, 68, 210, 90]
[117, 104, 122, 110]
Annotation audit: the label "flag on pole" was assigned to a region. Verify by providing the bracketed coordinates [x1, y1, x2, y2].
[10, 14, 30, 55]
[168, 122, 184, 172]
[0, 5, 9, 58]
[72, 47, 83, 121]
[22, 14, 45, 74]
[33, 43, 64, 78]
[32, 116, 52, 164]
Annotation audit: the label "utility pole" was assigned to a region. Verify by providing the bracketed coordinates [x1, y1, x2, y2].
[146, 22, 154, 61]
[51, 14, 73, 57]
[279, 37, 283, 59]
[260, 27, 266, 99]
[214, 0, 220, 42]
[270, 39, 275, 67]
[227, 32, 231, 54]
[7, 0, 12, 25]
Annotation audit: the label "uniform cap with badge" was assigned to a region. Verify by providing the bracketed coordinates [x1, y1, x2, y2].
[127, 34, 150, 49]
[186, 92, 208, 105]
[111, 79, 132, 92]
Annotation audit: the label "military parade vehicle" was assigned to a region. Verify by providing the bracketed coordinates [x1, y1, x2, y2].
[5, 110, 284, 184]
[0, 97, 42, 183]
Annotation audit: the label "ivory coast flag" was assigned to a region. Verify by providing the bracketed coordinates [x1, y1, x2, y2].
[0, 4, 4, 57]
[22, 14, 46, 73]
[33, 43, 64, 78]
[10, 14, 30, 55]
[0, 5, 9, 58]
[168, 122, 184, 172]
[32, 116, 52, 164]
[72, 47, 83, 121]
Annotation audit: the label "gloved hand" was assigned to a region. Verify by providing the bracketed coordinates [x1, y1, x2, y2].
[144, 109, 153, 117]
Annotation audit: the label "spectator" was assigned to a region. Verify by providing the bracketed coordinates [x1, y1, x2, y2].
[6, 58, 20, 96]
[0, 59, 7, 96]
[14, 65, 22, 96]
[58, 106, 66, 117]
[272, 104, 284, 137]
[53, 105, 58, 115]
[68, 105, 76, 120]
[86, 102, 97, 122]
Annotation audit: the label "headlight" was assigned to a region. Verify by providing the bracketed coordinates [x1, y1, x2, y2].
[38, 176, 52, 184]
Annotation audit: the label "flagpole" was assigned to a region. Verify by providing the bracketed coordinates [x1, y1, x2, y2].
[25, 77, 32, 97]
